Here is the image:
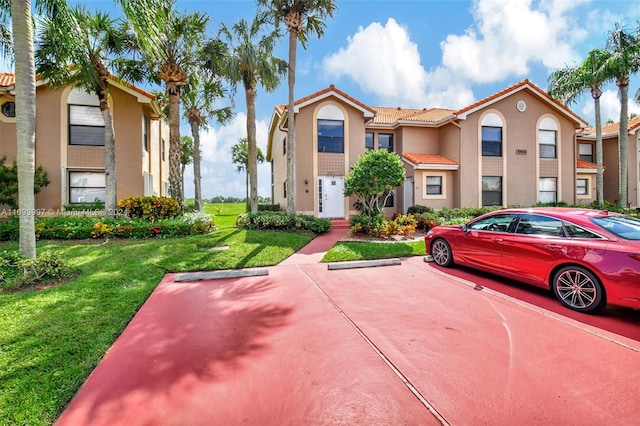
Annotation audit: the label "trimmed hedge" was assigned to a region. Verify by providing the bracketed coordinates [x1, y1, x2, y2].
[236, 211, 331, 234]
[118, 196, 180, 221]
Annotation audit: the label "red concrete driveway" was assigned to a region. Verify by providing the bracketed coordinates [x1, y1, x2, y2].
[56, 251, 640, 425]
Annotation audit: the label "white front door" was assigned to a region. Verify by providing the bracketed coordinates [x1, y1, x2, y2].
[319, 176, 345, 218]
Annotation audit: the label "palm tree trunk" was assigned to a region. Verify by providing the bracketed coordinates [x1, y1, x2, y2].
[618, 80, 629, 208]
[245, 82, 258, 213]
[593, 92, 604, 207]
[190, 120, 202, 211]
[101, 98, 117, 218]
[286, 27, 297, 215]
[12, 0, 36, 258]
[168, 89, 183, 206]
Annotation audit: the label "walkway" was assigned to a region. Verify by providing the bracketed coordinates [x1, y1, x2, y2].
[55, 221, 640, 425]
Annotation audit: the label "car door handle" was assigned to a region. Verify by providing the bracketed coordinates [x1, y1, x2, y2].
[546, 244, 562, 250]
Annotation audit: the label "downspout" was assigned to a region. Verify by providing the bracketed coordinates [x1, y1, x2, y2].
[448, 118, 462, 208]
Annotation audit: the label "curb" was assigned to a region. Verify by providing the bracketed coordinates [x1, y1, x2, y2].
[174, 268, 269, 282]
[327, 258, 402, 270]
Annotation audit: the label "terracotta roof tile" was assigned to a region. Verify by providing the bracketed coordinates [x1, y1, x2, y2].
[584, 116, 640, 136]
[402, 153, 459, 166]
[369, 107, 454, 125]
[0, 73, 15, 87]
[577, 159, 597, 169]
[455, 79, 588, 126]
[293, 84, 376, 115]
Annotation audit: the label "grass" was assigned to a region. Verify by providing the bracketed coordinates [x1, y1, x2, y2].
[0, 204, 310, 425]
[322, 239, 426, 262]
[0, 203, 427, 425]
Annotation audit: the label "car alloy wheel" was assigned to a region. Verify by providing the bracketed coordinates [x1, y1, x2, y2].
[552, 266, 605, 313]
[431, 239, 453, 267]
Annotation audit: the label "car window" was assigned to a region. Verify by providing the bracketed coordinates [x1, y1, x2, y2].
[468, 213, 517, 232]
[591, 215, 640, 240]
[563, 222, 602, 239]
[514, 214, 563, 236]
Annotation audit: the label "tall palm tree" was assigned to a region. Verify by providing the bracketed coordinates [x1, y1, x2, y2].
[548, 48, 610, 207]
[603, 24, 640, 208]
[182, 67, 232, 211]
[219, 17, 286, 213]
[36, 6, 134, 218]
[118, 0, 209, 208]
[257, 0, 337, 215]
[5, 0, 76, 258]
[231, 137, 265, 211]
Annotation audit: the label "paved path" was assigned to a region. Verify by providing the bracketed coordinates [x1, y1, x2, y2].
[56, 228, 640, 425]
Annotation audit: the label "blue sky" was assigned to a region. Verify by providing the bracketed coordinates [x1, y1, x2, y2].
[8, 0, 640, 198]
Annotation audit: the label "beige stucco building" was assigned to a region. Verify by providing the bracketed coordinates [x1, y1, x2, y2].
[0, 73, 169, 214]
[267, 80, 615, 219]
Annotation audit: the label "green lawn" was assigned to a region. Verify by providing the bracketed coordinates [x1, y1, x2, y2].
[0, 204, 310, 425]
[0, 203, 426, 425]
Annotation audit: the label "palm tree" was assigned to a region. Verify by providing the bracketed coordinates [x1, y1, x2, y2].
[219, 17, 286, 213]
[231, 137, 265, 211]
[35, 6, 134, 218]
[603, 24, 640, 208]
[548, 49, 610, 207]
[179, 135, 193, 201]
[118, 0, 209, 208]
[257, 0, 337, 215]
[6, 0, 76, 258]
[182, 66, 232, 211]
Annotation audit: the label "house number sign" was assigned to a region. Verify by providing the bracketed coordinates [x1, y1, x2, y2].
[516, 149, 527, 155]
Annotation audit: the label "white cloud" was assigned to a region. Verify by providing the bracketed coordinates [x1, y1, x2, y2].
[580, 89, 640, 126]
[182, 114, 271, 199]
[441, 0, 589, 83]
[322, 18, 429, 107]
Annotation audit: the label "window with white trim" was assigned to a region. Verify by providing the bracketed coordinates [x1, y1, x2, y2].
[482, 176, 502, 206]
[577, 178, 589, 196]
[69, 105, 105, 146]
[69, 171, 105, 203]
[539, 117, 558, 159]
[579, 143, 593, 162]
[539, 177, 557, 203]
[426, 175, 442, 196]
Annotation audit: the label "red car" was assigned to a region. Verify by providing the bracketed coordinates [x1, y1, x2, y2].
[425, 207, 640, 313]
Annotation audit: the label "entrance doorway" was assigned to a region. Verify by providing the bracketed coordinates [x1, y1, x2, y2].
[318, 176, 344, 218]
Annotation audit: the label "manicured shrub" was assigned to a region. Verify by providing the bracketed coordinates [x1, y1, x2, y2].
[0, 250, 76, 293]
[407, 205, 433, 215]
[237, 211, 330, 234]
[118, 196, 180, 221]
[258, 203, 281, 212]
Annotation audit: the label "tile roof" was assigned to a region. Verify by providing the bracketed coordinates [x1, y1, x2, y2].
[402, 153, 459, 166]
[455, 79, 588, 126]
[370, 107, 454, 125]
[293, 84, 376, 115]
[577, 159, 597, 169]
[0, 73, 15, 87]
[586, 116, 640, 136]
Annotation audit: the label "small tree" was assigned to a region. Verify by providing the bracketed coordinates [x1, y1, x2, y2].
[180, 136, 194, 203]
[0, 157, 50, 209]
[344, 149, 405, 226]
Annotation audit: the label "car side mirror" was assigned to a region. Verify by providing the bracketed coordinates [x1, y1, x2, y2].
[461, 224, 468, 233]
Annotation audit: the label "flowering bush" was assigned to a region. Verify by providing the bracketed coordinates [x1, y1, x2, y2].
[118, 196, 180, 221]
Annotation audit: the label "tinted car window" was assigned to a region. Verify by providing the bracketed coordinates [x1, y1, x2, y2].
[591, 215, 640, 240]
[563, 222, 602, 239]
[515, 214, 563, 236]
[469, 213, 517, 232]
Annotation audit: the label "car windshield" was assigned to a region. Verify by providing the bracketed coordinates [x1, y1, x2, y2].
[591, 215, 640, 240]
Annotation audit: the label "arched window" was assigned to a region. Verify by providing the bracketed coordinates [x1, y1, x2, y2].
[539, 117, 558, 159]
[1, 101, 15, 117]
[481, 113, 503, 157]
[317, 105, 344, 153]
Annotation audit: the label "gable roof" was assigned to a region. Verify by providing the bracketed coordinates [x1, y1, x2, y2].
[583, 116, 640, 138]
[293, 84, 376, 117]
[455, 79, 588, 128]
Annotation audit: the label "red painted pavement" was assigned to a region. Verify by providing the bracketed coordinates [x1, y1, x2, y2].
[56, 226, 640, 425]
